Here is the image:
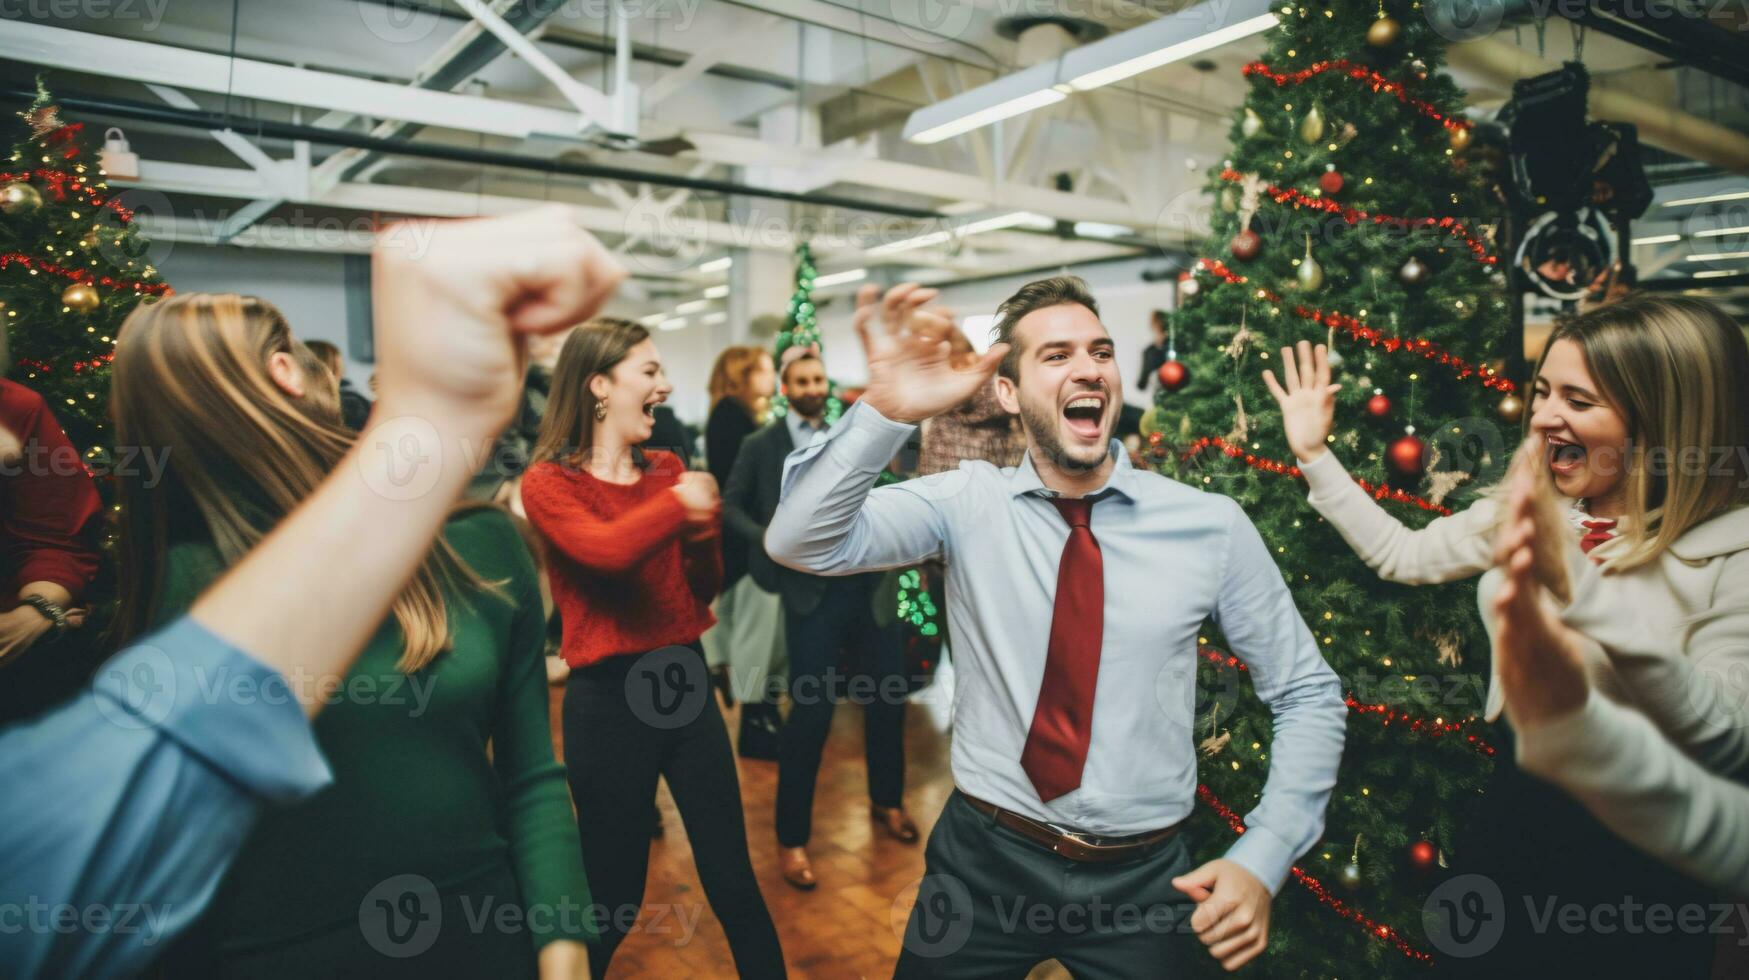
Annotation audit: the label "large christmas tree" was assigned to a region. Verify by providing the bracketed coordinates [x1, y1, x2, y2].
[1, 80, 170, 471]
[1153, 3, 1517, 975]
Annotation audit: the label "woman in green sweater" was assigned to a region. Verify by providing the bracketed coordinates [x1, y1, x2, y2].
[108, 293, 594, 979]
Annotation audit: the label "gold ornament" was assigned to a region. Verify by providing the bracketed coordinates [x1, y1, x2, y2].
[61, 283, 101, 312]
[1299, 104, 1326, 144]
[1366, 15, 1401, 47]
[1219, 187, 1238, 213]
[0, 181, 42, 214]
[1496, 392, 1525, 423]
[1448, 125, 1473, 153]
[1139, 405, 1164, 438]
[1296, 235, 1324, 291]
[1240, 107, 1264, 139]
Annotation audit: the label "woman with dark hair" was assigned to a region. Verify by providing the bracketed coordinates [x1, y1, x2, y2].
[110, 292, 593, 979]
[0, 374, 102, 722]
[521, 319, 785, 978]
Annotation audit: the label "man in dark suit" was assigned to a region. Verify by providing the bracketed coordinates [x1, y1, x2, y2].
[723, 346, 918, 891]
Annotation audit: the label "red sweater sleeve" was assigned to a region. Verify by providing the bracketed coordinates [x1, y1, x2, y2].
[520, 462, 689, 573]
[1, 382, 102, 600]
[680, 518, 724, 602]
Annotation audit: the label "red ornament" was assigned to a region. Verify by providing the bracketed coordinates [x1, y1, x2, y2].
[1319, 169, 1344, 195]
[1408, 840, 1437, 870]
[1366, 393, 1391, 417]
[1230, 229, 1262, 262]
[1157, 360, 1190, 392]
[1388, 434, 1427, 478]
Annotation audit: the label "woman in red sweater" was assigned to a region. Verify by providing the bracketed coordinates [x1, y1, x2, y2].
[520, 318, 785, 979]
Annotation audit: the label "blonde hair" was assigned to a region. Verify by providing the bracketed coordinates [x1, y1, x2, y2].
[530, 316, 651, 466]
[707, 345, 771, 417]
[1533, 293, 1749, 572]
[110, 292, 494, 672]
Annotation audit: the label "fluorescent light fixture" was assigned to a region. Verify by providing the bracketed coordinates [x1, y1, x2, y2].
[1685, 250, 1749, 262]
[701, 311, 728, 325]
[638, 313, 665, 326]
[1074, 221, 1135, 240]
[658, 316, 689, 331]
[698, 256, 732, 273]
[1662, 190, 1749, 208]
[871, 229, 954, 255]
[1631, 234, 1680, 246]
[900, 0, 1275, 145]
[703, 284, 730, 299]
[813, 268, 868, 287]
[1693, 269, 1743, 279]
[1066, 11, 1279, 92]
[961, 211, 1054, 235]
[1694, 225, 1749, 239]
[674, 299, 711, 314]
[908, 86, 1066, 145]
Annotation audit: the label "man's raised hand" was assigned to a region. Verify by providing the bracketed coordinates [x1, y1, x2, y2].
[852, 282, 1007, 424]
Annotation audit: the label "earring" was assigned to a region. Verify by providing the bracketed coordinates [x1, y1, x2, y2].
[593, 400, 608, 422]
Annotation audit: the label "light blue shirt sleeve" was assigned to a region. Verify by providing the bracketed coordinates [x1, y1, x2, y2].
[1210, 500, 1348, 894]
[0, 616, 332, 979]
[765, 400, 952, 573]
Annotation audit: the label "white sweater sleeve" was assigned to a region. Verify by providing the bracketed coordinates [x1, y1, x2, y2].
[1599, 551, 1749, 782]
[1517, 693, 1749, 898]
[1298, 450, 1498, 585]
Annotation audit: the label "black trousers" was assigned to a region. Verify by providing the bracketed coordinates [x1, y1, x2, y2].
[561, 643, 786, 978]
[894, 791, 1200, 979]
[776, 576, 907, 848]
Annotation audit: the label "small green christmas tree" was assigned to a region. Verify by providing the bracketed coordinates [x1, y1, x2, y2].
[1152, 3, 1518, 975]
[769, 242, 843, 425]
[2, 79, 170, 471]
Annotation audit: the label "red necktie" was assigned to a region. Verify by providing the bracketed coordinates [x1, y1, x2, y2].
[1579, 518, 1617, 560]
[1020, 496, 1105, 803]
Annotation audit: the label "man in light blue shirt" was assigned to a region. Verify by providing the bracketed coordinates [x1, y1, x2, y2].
[767, 277, 1346, 975]
[0, 206, 627, 980]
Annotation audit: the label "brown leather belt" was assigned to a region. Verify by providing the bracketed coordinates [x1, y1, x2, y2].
[959, 791, 1182, 864]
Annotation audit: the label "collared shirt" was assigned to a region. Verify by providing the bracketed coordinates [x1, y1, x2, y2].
[766, 401, 1346, 894]
[785, 409, 828, 451]
[0, 616, 332, 979]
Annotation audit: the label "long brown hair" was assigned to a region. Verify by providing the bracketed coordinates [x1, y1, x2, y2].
[530, 316, 651, 465]
[707, 344, 770, 418]
[109, 292, 492, 672]
[1529, 293, 1749, 571]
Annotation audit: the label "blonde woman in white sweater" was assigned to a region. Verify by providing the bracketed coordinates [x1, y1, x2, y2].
[1265, 294, 1749, 968]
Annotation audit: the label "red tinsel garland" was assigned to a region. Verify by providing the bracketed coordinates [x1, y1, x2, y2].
[0, 168, 134, 223]
[1192, 257, 1515, 393]
[1196, 784, 1435, 964]
[45, 122, 86, 161]
[0, 252, 171, 297]
[1179, 435, 1455, 515]
[1242, 59, 1470, 134]
[1217, 168, 1495, 266]
[14, 352, 115, 376]
[1346, 694, 1496, 756]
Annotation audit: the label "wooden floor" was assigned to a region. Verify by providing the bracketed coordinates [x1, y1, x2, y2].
[548, 685, 1071, 980]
